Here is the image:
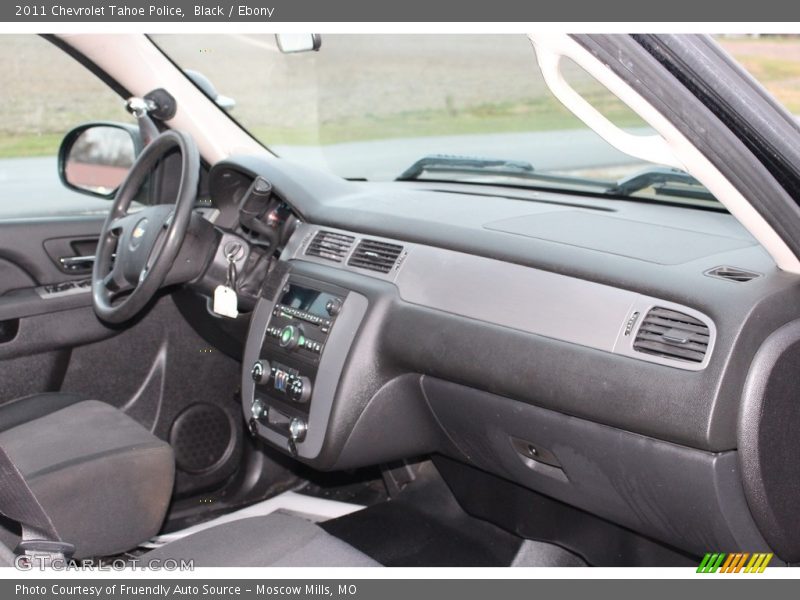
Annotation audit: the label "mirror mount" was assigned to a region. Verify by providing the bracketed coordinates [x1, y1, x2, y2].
[125, 98, 160, 146]
[125, 88, 177, 146]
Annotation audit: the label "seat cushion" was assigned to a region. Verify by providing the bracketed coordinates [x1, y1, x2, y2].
[0, 392, 87, 433]
[144, 513, 381, 567]
[0, 400, 174, 558]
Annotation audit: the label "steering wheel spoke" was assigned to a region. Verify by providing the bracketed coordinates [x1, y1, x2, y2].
[101, 265, 132, 298]
[109, 213, 136, 235]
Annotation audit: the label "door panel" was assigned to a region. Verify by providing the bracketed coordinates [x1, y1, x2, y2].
[0, 218, 108, 397]
[0, 351, 70, 401]
[0, 216, 244, 498]
[0, 35, 242, 503]
[0, 217, 105, 286]
[0, 258, 35, 296]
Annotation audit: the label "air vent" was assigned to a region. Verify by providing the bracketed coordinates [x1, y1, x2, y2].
[704, 266, 761, 283]
[305, 230, 355, 263]
[633, 307, 710, 364]
[348, 239, 404, 273]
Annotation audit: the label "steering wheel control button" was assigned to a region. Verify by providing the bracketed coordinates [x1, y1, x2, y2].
[289, 417, 307, 443]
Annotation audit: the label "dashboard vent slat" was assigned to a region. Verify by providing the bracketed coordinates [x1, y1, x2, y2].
[348, 239, 404, 273]
[704, 265, 761, 283]
[305, 230, 355, 263]
[633, 307, 710, 364]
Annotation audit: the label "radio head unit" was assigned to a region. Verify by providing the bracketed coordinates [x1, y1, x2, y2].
[246, 277, 350, 455]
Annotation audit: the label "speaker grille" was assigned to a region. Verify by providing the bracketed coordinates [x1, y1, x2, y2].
[169, 403, 233, 474]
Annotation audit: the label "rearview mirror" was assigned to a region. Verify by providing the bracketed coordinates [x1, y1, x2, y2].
[58, 123, 140, 198]
[275, 34, 321, 54]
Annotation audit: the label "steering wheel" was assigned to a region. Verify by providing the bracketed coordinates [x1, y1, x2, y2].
[92, 130, 199, 324]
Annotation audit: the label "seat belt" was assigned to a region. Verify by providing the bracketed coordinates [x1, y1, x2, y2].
[0, 446, 74, 564]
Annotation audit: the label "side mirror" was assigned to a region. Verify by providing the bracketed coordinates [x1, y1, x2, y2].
[275, 34, 321, 54]
[58, 123, 140, 199]
[184, 69, 236, 112]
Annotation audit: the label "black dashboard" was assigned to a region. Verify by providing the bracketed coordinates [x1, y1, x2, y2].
[200, 154, 800, 564]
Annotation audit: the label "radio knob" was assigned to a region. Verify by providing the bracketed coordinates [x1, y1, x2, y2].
[251, 360, 270, 384]
[288, 376, 312, 403]
[325, 298, 342, 317]
[279, 325, 301, 351]
[250, 398, 268, 420]
[289, 417, 307, 443]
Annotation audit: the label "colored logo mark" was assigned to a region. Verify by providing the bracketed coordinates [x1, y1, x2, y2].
[697, 552, 773, 573]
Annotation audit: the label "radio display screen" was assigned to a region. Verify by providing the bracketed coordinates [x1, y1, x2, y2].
[280, 285, 338, 318]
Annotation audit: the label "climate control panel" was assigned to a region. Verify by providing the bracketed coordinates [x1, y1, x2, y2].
[251, 360, 312, 404]
[246, 277, 348, 455]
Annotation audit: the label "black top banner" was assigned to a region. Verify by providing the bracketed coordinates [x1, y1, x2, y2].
[3, 0, 800, 22]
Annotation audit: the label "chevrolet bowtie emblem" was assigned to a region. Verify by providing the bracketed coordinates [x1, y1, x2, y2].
[132, 221, 147, 239]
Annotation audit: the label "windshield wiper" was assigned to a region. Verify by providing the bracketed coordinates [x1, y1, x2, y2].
[398, 154, 535, 179]
[396, 154, 608, 188]
[396, 155, 717, 204]
[604, 167, 715, 201]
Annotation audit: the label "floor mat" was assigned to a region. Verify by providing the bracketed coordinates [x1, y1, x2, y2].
[142, 491, 364, 549]
[510, 540, 587, 567]
[320, 463, 522, 567]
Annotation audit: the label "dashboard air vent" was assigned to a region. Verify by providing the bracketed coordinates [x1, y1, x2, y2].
[305, 230, 355, 263]
[348, 239, 404, 273]
[704, 265, 761, 283]
[633, 307, 710, 364]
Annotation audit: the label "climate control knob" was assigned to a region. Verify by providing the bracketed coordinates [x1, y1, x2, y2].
[250, 398, 268, 420]
[287, 376, 312, 404]
[289, 417, 307, 443]
[251, 360, 270, 384]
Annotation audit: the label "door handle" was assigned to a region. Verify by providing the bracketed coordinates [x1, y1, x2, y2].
[58, 255, 95, 271]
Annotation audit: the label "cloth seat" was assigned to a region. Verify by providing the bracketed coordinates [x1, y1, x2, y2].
[0, 399, 174, 558]
[0, 393, 378, 567]
[0, 392, 87, 433]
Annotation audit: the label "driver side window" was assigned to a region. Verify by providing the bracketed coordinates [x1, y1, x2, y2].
[0, 35, 135, 219]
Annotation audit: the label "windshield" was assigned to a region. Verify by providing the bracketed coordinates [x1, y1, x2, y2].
[152, 34, 717, 206]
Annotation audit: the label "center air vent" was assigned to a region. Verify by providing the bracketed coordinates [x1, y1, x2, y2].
[348, 239, 404, 273]
[633, 307, 710, 364]
[305, 230, 355, 263]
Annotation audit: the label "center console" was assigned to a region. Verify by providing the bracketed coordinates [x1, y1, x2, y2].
[241, 269, 367, 459]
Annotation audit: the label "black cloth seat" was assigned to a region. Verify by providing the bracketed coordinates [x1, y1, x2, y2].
[0, 399, 174, 558]
[0, 392, 87, 433]
[0, 394, 379, 567]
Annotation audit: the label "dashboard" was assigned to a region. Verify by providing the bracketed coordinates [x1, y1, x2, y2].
[200, 154, 800, 564]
